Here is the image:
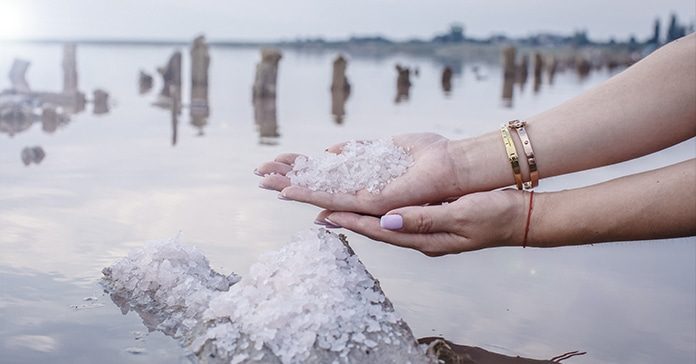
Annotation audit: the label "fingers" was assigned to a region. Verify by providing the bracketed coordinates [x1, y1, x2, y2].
[259, 174, 291, 191]
[274, 153, 303, 165]
[326, 211, 476, 256]
[325, 212, 430, 251]
[381, 205, 454, 234]
[325, 142, 348, 154]
[280, 186, 378, 214]
[255, 161, 293, 176]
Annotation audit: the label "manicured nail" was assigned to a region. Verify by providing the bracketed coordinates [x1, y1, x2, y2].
[253, 169, 263, 176]
[278, 193, 290, 200]
[380, 215, 403, 230]
[324, 218, 341, 228]
[314, 219, 328, 226]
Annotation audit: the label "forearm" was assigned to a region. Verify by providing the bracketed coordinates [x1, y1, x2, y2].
[527, 159, 696, 247]
[450, 34, 696, 193]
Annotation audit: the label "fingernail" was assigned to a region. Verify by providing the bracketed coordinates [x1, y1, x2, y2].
[324, 218, 341, 228]
[380, 214, 403, 230]
[253, 169, 263, 176]
[278, 193, 290, 200]
[314, 219, 328, 226]
[258, 183, 274, 190]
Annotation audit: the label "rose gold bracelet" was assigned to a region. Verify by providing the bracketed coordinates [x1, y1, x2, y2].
[507, 119, 539, 190]
[499, 124, 523, 190]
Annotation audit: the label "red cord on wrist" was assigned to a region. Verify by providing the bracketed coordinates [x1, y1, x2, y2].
[523, 191, 534, 248]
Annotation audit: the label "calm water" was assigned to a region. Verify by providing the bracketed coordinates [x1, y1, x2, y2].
[0, 44, 694, 364]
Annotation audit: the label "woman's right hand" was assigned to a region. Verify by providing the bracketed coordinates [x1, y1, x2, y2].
[255, 133, 471, 215]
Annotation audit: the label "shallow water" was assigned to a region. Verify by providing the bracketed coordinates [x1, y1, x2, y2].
[0, 44, 694, 364]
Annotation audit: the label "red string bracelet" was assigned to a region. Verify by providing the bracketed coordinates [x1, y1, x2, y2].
[523, 191, 534, 248]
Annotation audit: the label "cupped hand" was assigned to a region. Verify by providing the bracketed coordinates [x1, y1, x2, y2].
[255, 133, 468, 215]
[314, 190, 528, 256]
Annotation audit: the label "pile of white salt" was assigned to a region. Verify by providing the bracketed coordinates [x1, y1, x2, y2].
[101, 229, 433, 364]
[287, 139, 412, 194]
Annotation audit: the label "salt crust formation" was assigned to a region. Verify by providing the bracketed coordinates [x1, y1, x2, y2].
[101, 229, 434, 364]
[287, 139, 413, 194]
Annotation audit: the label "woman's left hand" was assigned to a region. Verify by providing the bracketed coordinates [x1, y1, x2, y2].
[315, 190, 529, 256]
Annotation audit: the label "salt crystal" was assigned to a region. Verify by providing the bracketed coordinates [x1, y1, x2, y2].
[287, 139, 413, 194]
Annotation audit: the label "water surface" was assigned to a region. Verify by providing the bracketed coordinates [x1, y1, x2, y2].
[0, 44, 694, 363]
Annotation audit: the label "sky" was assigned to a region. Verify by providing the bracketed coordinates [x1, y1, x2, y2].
[0, 0, 694, 42]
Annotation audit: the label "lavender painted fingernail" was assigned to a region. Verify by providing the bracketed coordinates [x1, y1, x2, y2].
[380, 215, 403, 230]
[314, 220, 328, 226]
[259, 182, 274, 190]
[278, 193, 290, 200]
[253, 169, 264, 176]
[324, 218, 341, 229]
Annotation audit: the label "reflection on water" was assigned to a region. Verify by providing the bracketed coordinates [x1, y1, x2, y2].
[0, 44, 110, 165]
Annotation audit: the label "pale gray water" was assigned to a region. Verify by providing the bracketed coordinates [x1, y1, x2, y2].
[0, 44, 694, 363]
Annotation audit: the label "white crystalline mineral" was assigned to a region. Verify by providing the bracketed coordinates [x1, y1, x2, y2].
[287, 139, 413, 194]
[101, 229, 433, 364]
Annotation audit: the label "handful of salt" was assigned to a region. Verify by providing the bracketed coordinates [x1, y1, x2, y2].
[287, 139, 413, 194]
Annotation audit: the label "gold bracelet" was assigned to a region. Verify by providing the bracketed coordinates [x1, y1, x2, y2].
[500, 124, 523, 190]
[507, 120, 539, 189]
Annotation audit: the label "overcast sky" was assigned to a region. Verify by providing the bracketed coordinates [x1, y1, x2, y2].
[1, 0, 694, 42]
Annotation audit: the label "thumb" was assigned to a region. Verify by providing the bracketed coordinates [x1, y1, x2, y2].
[380, 204, 453, 234]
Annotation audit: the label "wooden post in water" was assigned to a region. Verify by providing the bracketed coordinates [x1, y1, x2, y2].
[93, 89, 110, 115]
[547, 55, 558, 85]
[252, 49, 282, 99]
[9, 59, 31, 92]
[62, 44, 78, 94]
[441, 66, 453, 95]
[331, 55, 351, 124]
[252, 49, 282, 144]
[190, 35, 210, 104]
[575, 55, 591, 79]
[517, 54, 529, 89]
[501, 47, 516, 107]
[502, 46, 516, 80]
[394, 64, 411, 104]
[533, 52, 544, 93]
[190, 35, 210, 135]
[156, 51, 182, 107]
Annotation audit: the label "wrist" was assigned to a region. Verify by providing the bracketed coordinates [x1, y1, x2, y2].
[448, 132, 522, 194]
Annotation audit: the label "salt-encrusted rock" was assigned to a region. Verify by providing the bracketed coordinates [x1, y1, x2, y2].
[287, 139, 413, 194]
[101, 229, 434, 364]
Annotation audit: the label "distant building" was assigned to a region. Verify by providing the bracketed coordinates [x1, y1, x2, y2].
[432, 23, 465, 43]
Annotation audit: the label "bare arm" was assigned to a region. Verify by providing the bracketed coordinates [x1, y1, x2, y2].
[529, 159, 696, 247]
[454, 34, 696, 193]
[319, 159, 696, 256]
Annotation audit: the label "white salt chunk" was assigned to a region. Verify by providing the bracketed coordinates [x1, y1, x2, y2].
[101, 230, 434, 364]
[287, 139, 413, 194]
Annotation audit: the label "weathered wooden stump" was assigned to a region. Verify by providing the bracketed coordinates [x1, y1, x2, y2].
[252, 49, 282, 100]
[533, 52, 544, 93]
[62, 44, 79, 94]
[395, 64, 411, 103]
[441, 66, 453, 95]
[501, 46, 516, 81]
[8, 59, 31, 92]
[138, 70, 153, 94]
[331, 55, 351, 124]
[156, 51, 182, 107]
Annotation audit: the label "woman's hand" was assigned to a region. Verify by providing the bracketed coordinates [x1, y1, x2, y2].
[314, 190, 528, 256]
[255, 133, 470, 215]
